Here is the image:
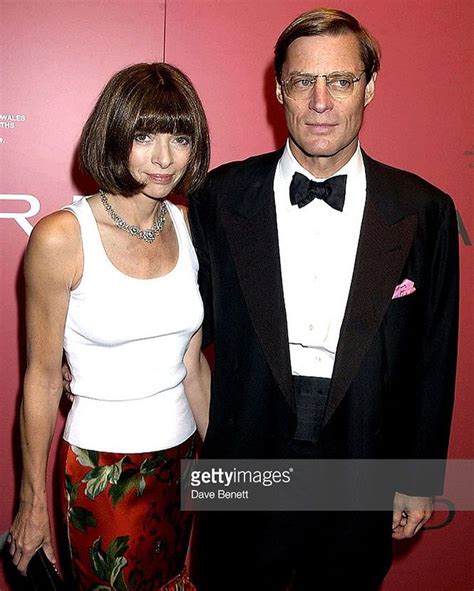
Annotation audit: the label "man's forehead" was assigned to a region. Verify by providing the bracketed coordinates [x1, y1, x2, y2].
[282, 33, 363, 73]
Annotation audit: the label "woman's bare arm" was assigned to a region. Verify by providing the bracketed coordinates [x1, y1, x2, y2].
[9, 211, 81, 574]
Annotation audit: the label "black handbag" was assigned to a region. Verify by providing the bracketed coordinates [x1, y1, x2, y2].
[26, 548, 67, 591]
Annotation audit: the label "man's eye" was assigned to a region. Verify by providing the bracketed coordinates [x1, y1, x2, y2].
[329, 77, 352, 89]
[293, 77, 313, 89]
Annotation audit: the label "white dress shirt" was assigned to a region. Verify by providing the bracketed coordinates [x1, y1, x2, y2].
[274, 141, 366, 378]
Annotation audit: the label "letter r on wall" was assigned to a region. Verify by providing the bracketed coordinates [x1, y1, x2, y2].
[0, 194, 40, 235]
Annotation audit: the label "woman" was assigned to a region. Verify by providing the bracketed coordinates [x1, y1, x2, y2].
[9, 63, 211, 590]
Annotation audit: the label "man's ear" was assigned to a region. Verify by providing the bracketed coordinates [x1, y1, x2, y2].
[364, 72, 377, 107]
[275, 78, 284, 104]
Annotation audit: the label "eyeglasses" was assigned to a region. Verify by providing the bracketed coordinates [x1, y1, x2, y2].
[281, 70, 366, 100]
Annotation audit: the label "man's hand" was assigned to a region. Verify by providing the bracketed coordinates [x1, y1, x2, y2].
[392, 492, 433, 539]
[62, 362, 73, 400]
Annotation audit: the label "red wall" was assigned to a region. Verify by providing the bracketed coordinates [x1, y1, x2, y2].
[1, 1, 472, 589]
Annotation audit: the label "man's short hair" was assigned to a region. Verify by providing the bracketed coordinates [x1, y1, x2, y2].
[80, 63, 210, 196]
[274, 8, 380, 83]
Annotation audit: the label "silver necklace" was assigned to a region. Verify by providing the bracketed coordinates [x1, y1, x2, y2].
[99, 190, 167, 244]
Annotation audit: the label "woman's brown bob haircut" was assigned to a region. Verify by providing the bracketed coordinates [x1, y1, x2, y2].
[80, 63, 210, 196]
[274, 8, 380, 83]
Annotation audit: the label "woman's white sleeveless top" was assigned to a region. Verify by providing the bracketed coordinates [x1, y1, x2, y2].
[62, 197, 203, 453]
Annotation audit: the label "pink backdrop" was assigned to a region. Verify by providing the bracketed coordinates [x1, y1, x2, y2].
[1, 1, 472, 589]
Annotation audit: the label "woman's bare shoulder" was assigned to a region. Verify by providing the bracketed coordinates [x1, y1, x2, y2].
[26, 210, 83, 285]
[28, 209, 81, 252]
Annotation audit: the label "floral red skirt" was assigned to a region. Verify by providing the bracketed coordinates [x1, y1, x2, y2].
[62, 436, 196, 590]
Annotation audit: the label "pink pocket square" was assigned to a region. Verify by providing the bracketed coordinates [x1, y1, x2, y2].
[392, 279, 416, 299]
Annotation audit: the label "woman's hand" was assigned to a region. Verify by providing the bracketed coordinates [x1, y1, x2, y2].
[9, 502, 55, 575]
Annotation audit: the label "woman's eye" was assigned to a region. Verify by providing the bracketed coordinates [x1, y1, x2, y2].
[134, 132, 152, 143]
[173, 135, 191, 147]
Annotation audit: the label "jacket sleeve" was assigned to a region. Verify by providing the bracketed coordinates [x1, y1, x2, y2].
[189, 181, 215, 349]
[415, 195, 459, 458]
[404, 195, 459, 495]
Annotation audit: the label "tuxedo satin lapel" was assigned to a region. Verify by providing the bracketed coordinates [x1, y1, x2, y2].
[323, 195, 417, 426]
[220, 163, 295, 412]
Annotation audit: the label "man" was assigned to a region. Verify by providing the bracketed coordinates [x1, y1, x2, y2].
[189, 8, 458, 590]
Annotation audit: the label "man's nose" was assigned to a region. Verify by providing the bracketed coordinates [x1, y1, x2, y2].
[308, 77, 333, 113]
[152, 140, 173, 168]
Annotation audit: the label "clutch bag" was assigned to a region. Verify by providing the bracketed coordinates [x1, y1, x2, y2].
[26, 548, 67, 591]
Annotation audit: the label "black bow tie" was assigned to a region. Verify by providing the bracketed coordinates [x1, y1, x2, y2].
[289, 172, 347, 211]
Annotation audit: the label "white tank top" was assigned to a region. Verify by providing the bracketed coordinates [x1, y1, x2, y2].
[62, 197, 203, 453]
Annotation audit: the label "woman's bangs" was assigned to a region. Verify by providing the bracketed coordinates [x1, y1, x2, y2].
[135, 89, 194, 136]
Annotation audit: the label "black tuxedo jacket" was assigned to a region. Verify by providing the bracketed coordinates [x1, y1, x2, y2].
[189, 148, 459, 493]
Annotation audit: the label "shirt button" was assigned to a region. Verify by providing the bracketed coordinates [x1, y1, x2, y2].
[309, 324, 314, 331]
